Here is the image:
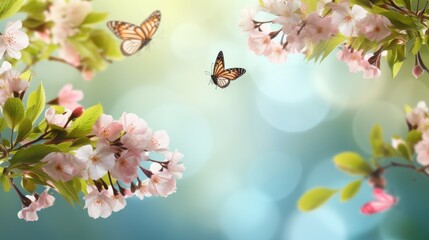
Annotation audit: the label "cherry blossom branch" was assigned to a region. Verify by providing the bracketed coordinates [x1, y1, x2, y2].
[382, 161, 429, 177]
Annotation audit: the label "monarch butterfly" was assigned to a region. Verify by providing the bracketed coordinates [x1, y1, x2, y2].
[107, 10, 161, 56]
[211, 51, 246, 88]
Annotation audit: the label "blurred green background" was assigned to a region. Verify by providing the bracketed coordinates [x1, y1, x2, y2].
[2, 0, 429, 239]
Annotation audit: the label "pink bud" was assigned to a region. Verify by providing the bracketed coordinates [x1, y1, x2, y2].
[413, 64, 423, 79]
[71, 106, 84, 119]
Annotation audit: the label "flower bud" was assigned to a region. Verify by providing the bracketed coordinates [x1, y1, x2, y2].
[413, 64, 424, 79]
[71, 106, 84, 119]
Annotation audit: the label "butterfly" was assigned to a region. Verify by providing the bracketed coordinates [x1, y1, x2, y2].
[210, 51, 246, 88]
[360, 188, 397, 215]
[107, 10, 161, 56]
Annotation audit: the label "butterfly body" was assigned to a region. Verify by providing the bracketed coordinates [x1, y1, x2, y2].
[211, 51, 246, 88]
[107, 10, 161, 56]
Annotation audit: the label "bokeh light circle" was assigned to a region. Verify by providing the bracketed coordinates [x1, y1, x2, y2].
[219, 189, 279, 240]
[249, 54, 316, 103]
[314, 55, 386, 108]
[256, 92, 331, 133]
[285, 208, 347, 240]
[247, 151, 302, 201]
[170, 23, 209, 61]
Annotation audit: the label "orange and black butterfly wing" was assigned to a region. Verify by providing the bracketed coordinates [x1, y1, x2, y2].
[106, 10, 161, 56]
[139, 10, 161, 42]
[211, 51, 230, 88]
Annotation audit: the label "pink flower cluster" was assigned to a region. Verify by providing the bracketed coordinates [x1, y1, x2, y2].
[17, 189, 55, 222]
[240, 0, 392, 78]
[40, 112, 185, 219]
[406, 101, 429, 166]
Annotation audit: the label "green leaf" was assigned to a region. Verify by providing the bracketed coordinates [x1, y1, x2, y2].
[15, 118, 32, 144]
[0, 118, 7, 132]
[307, 35, 346, 62]
[0, 174, 10, 192]
[0, 0, 23, 20]
[406, 130, 422, 146]
[53, 179, 81, 206]
[340, 180, 362, 202]
[9, 145, 59, 168]
[333, 152, 372, 176]
[67, 104, 103, 138]
[300, 0, 317, 12]
[396, 143, 411, 161]
[82, 12, 109, 24]
[3, 98, 25, 130]
[392, 61, 403, 78]
[412, 37, 422, 55]
[258, 0, 265, 7]
[90, 29, 123, 60]
[371, 5, 416, 30]
[21, 178, 36, 193]
[298, 188, 338, 212]
[26, 83, 46, 124]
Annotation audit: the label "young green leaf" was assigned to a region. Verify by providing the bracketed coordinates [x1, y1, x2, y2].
[82, 12, 109, 25]
[53, 179, 81, 206]
[90, 29, 123, 60]
[67, 104, 103, 138]
[9, 145, 59, 168]
[21, 178, 36, 193]
[396, 143, 412, 161]
[15, 118, 32, 144]
[340, 180, 362, 202]
[3, 98, 25, 130]
[0, 174, 10, 192]
[26, 83, 46, 124]
[0, 0, 23, 20]
[298, 188, 338, 212]
[333, 152, 372, 176]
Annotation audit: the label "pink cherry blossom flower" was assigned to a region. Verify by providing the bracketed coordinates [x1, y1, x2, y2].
[164, 150, 185, 179]
[45, 107, 72, 128]
[147, 164, 177, 197]
[273, 14, 301, 35]
[362, 62, 381, 79]
[264, 0, 301, 17]
[120, 112, 148, 135]
[337, 45, 365, 72]
[59, 42, 80, 67]
[57, 83, 83, 110]
[285, 30, 306, 53]
[238, 8, 257, 32]
[111, 192, 127, 212]
[0, 21, 29, 59]
[37, 189, 56, 209]
[84, 188, 116, 219]
[330, 1, 367, 37]
[17, 203, 39, 221]
[303, 13, 338, 44]
[361, 188, 397, 215]
[93, 114, 123, 141]
[18, 189, 55, 222]
[358, 14, 391, 41]
[45, 0, 92, 44]
[41, 152, 84, 182]
[266, 42, 288, 63]
[145, 130, 170, 153]
[406, 101, 428, 128]
[110, 151, 140, 184]
[121, 132, 151, 156]
[135, 180, 152, 200]
[415, 135, 429, 166]
[82, 69, 94, 81]
[5, 70, 29, 94]
[0, 61, 12, 74]
[75, 143, 116, 180]
[248, 25, 273, 56]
